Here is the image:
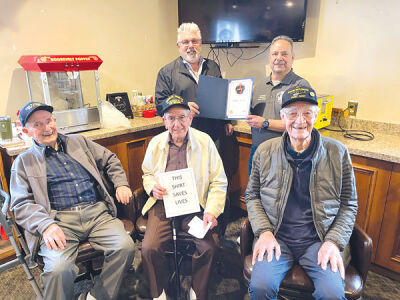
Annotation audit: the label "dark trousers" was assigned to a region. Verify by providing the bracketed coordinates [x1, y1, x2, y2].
[141, 201, 218, 300]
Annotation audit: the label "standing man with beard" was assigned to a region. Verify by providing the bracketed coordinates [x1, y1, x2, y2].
[246, 35, 311, 173]
[155, 22, 233, 148]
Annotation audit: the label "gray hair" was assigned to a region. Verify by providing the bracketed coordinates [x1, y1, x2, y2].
[177, 22, 202, 42]
[270, 35, 294, 54]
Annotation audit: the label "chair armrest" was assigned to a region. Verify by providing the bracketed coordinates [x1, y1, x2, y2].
[0, 190, 13, 238]
[349, 223, 373, 283]
[240, 217, 254, 264]
[132, 187, 148, 219]
[1, 189, 10, 215]
[115, 195, 135, 223]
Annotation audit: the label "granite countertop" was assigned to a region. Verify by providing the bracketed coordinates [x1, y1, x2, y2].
[2, 117, 165, 156]
[79, 117, 164, 140]
[3, 117, 400, 164]
[232, 120, 400, 164]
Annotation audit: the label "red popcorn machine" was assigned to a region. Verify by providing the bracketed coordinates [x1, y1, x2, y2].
[18, 55, 103, 133]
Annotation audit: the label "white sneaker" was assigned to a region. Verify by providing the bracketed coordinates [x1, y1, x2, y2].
[189, 287, 197, 300]
[79, 291, 97, 300]
[86, 291, 97, 300]
[153, 289, 167, 300]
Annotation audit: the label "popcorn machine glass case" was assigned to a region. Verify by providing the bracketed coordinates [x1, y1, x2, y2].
[18, 55, 103, 134]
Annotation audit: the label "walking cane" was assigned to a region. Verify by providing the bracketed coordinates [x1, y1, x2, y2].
[171, 217, 182, 300]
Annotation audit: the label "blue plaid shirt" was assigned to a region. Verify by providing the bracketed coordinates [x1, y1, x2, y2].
[43, 135, 98, 210]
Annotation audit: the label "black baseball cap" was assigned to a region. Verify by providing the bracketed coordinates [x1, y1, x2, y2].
[281, 86, 318, 108]
[160, 95, 190, 116]
[19, 102, 54, 127]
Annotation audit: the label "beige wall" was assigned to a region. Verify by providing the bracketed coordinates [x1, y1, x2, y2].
[0, 0, 179, 120]
[203, 0, 400, 124]
[1, 0, 399, 124]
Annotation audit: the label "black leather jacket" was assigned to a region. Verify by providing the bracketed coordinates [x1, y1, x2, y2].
[155, 56, 227, 141]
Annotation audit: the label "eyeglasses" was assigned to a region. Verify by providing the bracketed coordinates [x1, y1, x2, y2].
[164, 114, 189, 123]
[178, 39, 201, 46]
[283, 109, 315, 121]
[30, 118, 56, 129]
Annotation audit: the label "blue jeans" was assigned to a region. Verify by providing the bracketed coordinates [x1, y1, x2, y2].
[249, 239, 345, 300]
[248, 145, 258, 175]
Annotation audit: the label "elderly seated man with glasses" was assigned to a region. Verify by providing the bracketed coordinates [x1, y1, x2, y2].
[10, 102, 135, 300]
[141, 95, 227, 300]
[245, 86, 358, 300]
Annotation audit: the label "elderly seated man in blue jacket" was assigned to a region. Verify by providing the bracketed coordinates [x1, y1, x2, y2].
[245, 86, 358, 300]
[10, 102, 135, 300]
[141, 95, 227, 300]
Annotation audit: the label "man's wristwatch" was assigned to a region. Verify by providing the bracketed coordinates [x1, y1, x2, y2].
[262, 119, 270, 129]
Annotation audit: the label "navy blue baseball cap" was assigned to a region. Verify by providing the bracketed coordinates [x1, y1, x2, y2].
[19, 102, 54, 127]
[160, 95, 190, 116]
[281, 86, 318, 108]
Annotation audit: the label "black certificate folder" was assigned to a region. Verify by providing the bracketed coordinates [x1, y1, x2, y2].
[196, 75, 254, 120]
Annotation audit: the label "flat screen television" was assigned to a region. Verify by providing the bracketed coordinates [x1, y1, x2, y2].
[178, 0, 308, 44]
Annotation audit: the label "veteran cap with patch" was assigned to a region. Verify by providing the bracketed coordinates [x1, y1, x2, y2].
[281, 86, 318, 108]
[160, 95, 190, 116]
[19, 102, 54, 127]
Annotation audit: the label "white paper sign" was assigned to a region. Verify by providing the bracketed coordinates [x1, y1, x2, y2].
[188, 216, 212, 239]
[226, 78, 253, 119]
[158, 168, 200, 218]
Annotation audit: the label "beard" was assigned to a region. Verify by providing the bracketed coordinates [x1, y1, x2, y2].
[182, 47, 200, 64]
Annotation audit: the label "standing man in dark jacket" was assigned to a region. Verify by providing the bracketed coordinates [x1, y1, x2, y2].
[155, 22, 233, 146]
[245, 86, 357, 300]
[246, 35, 310, 173]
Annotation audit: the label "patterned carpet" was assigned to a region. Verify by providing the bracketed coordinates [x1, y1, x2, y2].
[1, 211, 399, 299]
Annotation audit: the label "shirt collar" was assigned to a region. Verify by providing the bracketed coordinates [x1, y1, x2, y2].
[34, 134, 66, 156]
[182, 57, 205, 83]
[285, 130, 317, 161]
[167, 132, 189, 147]
[267, 68, 295, 85]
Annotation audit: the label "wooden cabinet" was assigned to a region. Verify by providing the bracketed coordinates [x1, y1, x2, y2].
[351, 155, 393, 261]
[225, 133, 251, 210]
[116, 138, 148, 191]
[375, 164, 400, 273]
[350, 156, 400, 275]
[94, 127, 163, 191]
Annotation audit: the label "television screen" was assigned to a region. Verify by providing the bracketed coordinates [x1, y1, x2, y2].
[178, 0, 307, 44]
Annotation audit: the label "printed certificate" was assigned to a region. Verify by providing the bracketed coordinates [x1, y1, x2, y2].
[226, 79, 253, 119]
[196, 75, 254, 120]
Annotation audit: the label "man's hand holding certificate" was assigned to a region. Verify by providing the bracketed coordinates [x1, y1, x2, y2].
[196, 75, 254, 120]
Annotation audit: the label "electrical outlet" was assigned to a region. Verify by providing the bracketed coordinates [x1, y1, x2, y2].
[347, 100, 358, 117]
[332, 107, 349, 118]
